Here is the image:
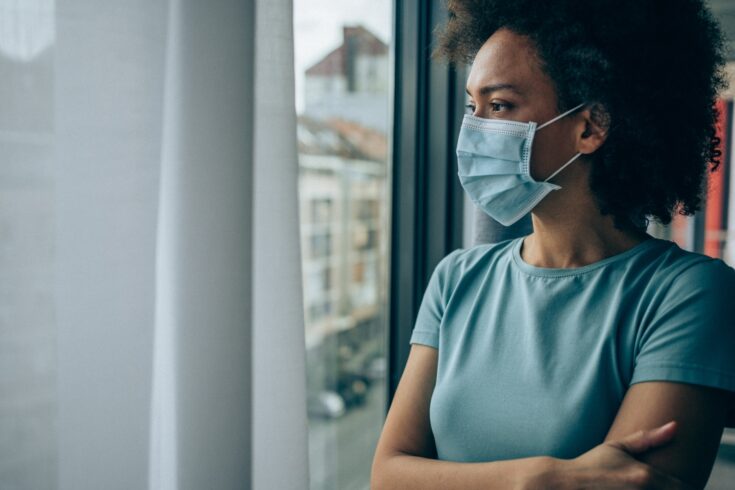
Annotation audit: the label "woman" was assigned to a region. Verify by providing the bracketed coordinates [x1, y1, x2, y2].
[371, 0, 735, 488]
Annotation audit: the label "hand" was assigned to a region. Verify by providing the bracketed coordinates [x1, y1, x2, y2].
[537, 421, 696, 489]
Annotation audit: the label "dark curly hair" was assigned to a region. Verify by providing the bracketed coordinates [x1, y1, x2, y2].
[434, 0, 729, 229]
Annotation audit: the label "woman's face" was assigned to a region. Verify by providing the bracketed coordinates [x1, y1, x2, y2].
[465, 27, 586, 184]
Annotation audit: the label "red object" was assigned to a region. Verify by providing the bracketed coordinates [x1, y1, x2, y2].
[703, 98, 729, 258]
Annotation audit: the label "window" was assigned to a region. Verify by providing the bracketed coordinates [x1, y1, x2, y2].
[309, 232, 332, 259]
[310, 198, 334, 224]
[294, 1, 393, 488]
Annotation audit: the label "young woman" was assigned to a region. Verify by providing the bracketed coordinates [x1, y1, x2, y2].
[372, 1, 735, 488]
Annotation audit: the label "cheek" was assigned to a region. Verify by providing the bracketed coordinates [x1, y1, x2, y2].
[529, 132, 559, 179]
[529, 128, 576, 180]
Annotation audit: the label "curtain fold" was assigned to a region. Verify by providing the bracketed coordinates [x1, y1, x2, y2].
[48, 0, 309, 488]
[149, 0, 307, 488]
[251, 0, 310, 487]
[56, 2, 167, 488]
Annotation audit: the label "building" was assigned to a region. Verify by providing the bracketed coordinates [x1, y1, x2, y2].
[297, 115, 389, 352]
[304, 25, 390, 132]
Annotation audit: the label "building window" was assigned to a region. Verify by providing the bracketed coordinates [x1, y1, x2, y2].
[310, 232, 332, 259]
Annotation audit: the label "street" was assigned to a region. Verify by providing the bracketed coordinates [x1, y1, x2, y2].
[308, 379, 386, 490]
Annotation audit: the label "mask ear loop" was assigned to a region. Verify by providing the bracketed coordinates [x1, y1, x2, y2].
[543, 151, 583, 183]
[536, 102, 588, 183]
[536, 102, 587, 130]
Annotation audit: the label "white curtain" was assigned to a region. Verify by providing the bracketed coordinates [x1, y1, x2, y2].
[3, 0, 308, 488]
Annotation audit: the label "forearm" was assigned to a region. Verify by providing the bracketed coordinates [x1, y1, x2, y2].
[371, 452, 563, 490]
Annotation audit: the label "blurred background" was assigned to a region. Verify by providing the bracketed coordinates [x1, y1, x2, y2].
[1, 0, 734, 489]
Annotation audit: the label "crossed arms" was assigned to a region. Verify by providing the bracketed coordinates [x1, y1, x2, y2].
[371, 344, 730, 489]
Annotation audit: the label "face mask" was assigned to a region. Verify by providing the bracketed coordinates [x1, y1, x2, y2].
[456, 102, 587, 226]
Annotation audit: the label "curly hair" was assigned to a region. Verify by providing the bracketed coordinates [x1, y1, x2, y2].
[434, 0, 730, 229]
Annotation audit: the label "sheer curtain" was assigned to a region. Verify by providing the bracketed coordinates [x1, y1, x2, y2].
[3, 0, 307, 489]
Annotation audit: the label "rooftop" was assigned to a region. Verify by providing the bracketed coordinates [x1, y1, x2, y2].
[305, 25, 388, 77]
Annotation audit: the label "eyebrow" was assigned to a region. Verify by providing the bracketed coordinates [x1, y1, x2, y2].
[465, 83, 524, 97]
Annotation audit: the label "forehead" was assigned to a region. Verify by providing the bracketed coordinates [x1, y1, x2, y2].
[466, 28, 551, 96]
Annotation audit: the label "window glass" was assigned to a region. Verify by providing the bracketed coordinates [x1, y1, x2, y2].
[0, 2, 56, 488]
[294, 1, 393, 488]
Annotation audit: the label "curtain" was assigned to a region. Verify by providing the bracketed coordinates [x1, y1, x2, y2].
[3, 0, 308, 488]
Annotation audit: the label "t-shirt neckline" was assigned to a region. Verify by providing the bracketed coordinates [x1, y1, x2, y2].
[511, 235, 670, 277]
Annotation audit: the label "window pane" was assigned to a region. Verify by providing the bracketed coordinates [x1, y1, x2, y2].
[0, 2, 56, 488]
[294, 1, 393, 489]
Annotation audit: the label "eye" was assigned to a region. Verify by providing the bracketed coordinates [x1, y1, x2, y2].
[464, 103, 476, 115]
[490, 102, 512, 112]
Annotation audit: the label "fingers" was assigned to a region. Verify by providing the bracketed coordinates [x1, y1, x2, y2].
[608, 420, 677, 454]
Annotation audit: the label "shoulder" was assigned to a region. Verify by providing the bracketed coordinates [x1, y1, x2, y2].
[435, 237, 517, 278]
[431, 239, 515, 283]
[631, 247, 735, 429]
[637, 245, 735, 348]
[652, 244, 735, 298]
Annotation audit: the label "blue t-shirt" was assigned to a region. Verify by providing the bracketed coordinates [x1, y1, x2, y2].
[409, 235, 735, 463]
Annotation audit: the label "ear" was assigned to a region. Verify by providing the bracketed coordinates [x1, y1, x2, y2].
[577, 102, 610, 155]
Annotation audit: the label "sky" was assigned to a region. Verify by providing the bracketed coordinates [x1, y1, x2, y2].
[293, 0, 392, 113]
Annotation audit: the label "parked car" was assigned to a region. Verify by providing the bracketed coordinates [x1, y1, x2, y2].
[307, 390, 346, 419]
[363, 356, 386, 382]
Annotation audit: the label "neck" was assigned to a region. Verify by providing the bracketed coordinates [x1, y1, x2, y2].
[521, 186, 651, 269]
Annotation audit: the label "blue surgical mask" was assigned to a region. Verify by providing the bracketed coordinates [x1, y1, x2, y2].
[456, 102, 587, 226]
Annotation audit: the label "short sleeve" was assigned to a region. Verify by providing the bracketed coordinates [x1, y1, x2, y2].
[631, 259, 735, 396]
[409, 249, 462, 349]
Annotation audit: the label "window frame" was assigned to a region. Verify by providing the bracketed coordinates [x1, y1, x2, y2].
[387, 0, 466, 406]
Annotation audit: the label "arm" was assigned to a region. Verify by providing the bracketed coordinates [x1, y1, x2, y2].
[371, 344, 689, 489]
[370, 344, 556, 490]
[603, 380, 730, 489]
